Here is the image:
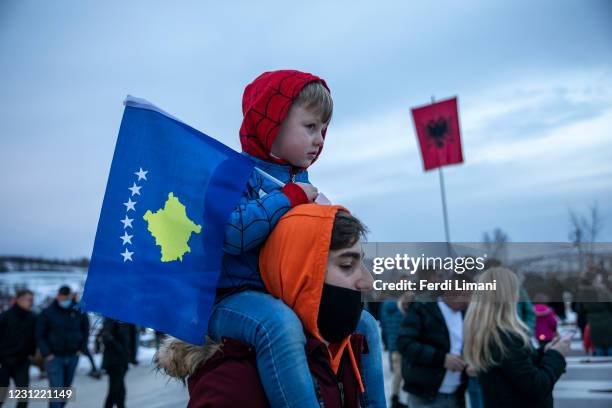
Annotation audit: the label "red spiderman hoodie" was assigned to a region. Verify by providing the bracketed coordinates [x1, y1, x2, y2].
[239, 69, 330, 166]
[217, 69, 333, 290]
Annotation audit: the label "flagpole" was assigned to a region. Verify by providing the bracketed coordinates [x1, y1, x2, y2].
[431, 96, 452, 251]
[438, 167, 451, 243]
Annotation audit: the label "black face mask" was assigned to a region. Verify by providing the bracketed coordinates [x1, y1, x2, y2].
[317, 283, 363, 343]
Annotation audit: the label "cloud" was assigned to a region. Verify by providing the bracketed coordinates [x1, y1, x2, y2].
[309, 69, 612, 241]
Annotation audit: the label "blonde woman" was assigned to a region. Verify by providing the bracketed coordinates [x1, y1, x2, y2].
[463, 267, 569, 408]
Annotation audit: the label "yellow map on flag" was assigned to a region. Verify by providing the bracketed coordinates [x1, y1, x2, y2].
[143, 192, 202, 262]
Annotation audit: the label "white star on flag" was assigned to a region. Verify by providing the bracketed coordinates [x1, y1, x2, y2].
[120, 232, 133, 245]
[128, 183, 142, 196]
[135, 168, 148, 181]
[121, 248, 134, 262]
[124, 198, 137, 212]
[121, 215, 133, 229]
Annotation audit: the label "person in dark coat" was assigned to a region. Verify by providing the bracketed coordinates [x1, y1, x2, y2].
[572, 271, 596, 349]
[101, 318, 133, 408]
[397, 286, 469, 408]
[546, 276, 567, 321]
[0, 289, 36, 408]
[71, 292, 101, 379]
[36, 285, 89, 408]
[580, 273, 612, 356]
[463, 267, 569, 408]
[126, 324, 139, 365]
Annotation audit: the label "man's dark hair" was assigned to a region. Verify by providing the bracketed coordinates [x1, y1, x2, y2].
[330, 211, 368, 250]
[484, 259, 502, 269]
[58, 285, 71, 296]
[16, 289, 33, 299]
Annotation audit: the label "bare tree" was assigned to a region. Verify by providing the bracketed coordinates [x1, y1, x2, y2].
[568, 203, 604, 270]
[483, 227, 510, 264]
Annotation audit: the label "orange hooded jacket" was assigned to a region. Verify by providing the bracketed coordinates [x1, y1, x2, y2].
[259, 204, 365, 392]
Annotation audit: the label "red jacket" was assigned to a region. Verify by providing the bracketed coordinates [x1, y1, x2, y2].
[187, 334, 368, 408]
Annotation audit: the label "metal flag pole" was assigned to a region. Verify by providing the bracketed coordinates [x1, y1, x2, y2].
[438, 167, 451, 243]
[431, 96, 452, 249]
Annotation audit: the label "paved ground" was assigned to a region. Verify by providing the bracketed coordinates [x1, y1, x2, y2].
[555, 356, 612, 408]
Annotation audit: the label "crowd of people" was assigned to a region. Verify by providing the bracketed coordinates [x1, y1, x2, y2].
[0, 285, 140, 408]
[3, 262, 610, 408]
[379, 264, 612, 408]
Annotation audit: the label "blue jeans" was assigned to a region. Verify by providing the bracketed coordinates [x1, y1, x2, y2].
[357, 309, 386, 408]
[45, 355, 79, 408]
[467, 377, 483, 408]
[594, 347, 612, 356]
[208, 290, 386, 407]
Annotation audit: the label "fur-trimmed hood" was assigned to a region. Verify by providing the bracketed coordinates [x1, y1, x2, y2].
[155, 336, 219, 381]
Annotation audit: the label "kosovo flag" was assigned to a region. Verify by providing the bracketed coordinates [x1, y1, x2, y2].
[82, 96, 254, 344]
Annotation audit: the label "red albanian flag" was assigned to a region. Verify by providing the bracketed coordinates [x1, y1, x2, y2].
[411, 97, 463, 171]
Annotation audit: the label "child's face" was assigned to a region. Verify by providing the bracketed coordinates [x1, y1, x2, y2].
[271, 104, 327, 168]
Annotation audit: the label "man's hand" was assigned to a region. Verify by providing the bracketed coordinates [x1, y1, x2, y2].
[295, 182, 318, 202]
[444, 354, 466, 371]
[45, 354, 55, 362]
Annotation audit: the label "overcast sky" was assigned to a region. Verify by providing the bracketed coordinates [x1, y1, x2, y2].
[1, 0, 611, 258]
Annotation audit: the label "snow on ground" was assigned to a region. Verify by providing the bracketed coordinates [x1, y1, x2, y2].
[1, 270, 87, 311]
[4, 347, 188, 408]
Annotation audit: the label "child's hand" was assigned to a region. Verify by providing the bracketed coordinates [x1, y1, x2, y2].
[294, 182, 318, 202]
